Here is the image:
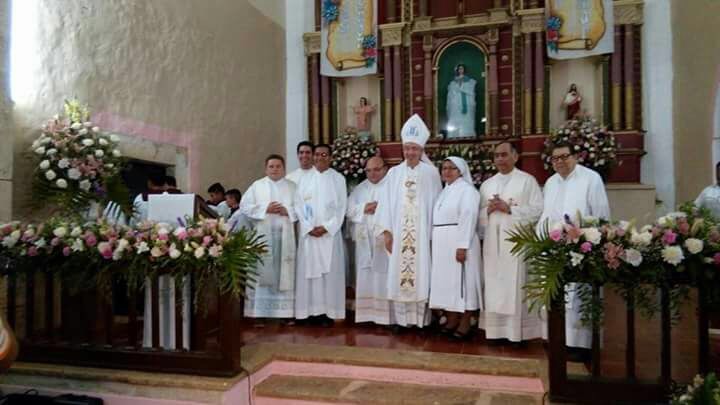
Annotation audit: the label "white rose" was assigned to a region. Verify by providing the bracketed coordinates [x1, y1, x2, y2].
[46, 148, 57, 156]
[95, 149, 104, 158]
[104, 163, 115, 169]
[71, 238, 85, 252]
[136, 241, 149, 254]
[23, 228, 35, 238]
[45, 170, 57, 180]
[117, 239, 130, 251]
[98, 138, 108, 146]
[150, 247, 164, 258]
[39, 160, 50, 170]
[84, 121, 93, 128]
[53, 227, 67, 238]
[112, 149, 121, 157]
[569, 251, 584, 267]
[71, 123, 83, 130]
[194, 246, 206, 259]
[67, 168, 81, 180]
[582, 227, 602, 245]
[35, 146, 46, 155]
[684, 238, 704, 255]
[82, 139, 94, 147]
[209, 245, 222, 258]
[662, 245, 684, 266]
[56, 179, 68, 189]
[34, 238, 47, 248]
[110, 134, 119, 143]
[58, 158, 70, 169]
[630, 230, 653, 247]
[79, 128, 88, 136]
[169, 243, 181, 259]
[622, 248, 643, 267]
[71, 226, 82, 237]
[79, 179, 91, 191]
[92, 126, 100, 133]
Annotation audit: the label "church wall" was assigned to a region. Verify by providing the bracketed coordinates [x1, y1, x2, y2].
[0, 0, 11, 222]
[671, 0, 720, 205]
[9, 0, 286, 218]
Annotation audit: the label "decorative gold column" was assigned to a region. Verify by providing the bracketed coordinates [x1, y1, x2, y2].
[611, 26, 622, 131]
[534, 32, 544, 134]
[423, 35, 433, 133]
[624, 25, 635, 130]
[393, 45, 402, 138]
[487, 29, 500, 135]
[383, 48, 393, 141]
[523, 33, 533, 135]
[320, 74, 330, 144]
[303, 32, 321, 144]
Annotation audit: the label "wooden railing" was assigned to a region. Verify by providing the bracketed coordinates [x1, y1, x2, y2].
[6, 270, 243, 377]
[547, 282, 710, 404]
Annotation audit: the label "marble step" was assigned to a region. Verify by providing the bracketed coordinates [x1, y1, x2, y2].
[254, 374, 544, 405]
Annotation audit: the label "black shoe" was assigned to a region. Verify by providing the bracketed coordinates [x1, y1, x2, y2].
[390, 325, 404, 335]
[566, 347, 591, 362]
[320, 315, 335, 327]
[450, 329, 474, 342]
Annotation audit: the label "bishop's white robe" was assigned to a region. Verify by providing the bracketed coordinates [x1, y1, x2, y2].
[347, 178, 391, 324]
[429, 178, 482, 313]
[695, 185, 720, 218]
[538, 164, 610, 349]
[375, 161, 442, 326]
[241, 177, 297, 318]
[294, 168, 347, 319]
[478, 168, 544, 342]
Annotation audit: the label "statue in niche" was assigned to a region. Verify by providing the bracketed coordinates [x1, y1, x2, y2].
[351, 97, 376, 134]
[446, 64, 477, 138]
[563, 83, 583, 120]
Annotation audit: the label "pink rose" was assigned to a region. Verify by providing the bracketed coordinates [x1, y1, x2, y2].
[714, 253, 720, 266]
[157, 233, 169, 241]
[709, 229, 720, 243]
[678, 222, 690, 236]
[27, 246, 39, 257]
[580, 242, 592, 253]
[604, 242, 624, 270]
[176, 229, 188, 240]
[97, 242, 113, 259]
[62, 246, 71, 256]
[51, 237, 61, 247]
[202, 235, 213, 247]
[85, 232, 98, 247]
[0, 224, 12, 235]
[565, 226, 582, 243]
[662, 230, 677, 245]
[549, 229, 563, 242]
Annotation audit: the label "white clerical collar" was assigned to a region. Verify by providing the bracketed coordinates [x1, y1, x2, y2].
[497, 168, 515, 178]
[559, 165, 581, 182]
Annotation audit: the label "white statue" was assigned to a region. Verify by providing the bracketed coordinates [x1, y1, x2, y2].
[446, 64, 477, 138]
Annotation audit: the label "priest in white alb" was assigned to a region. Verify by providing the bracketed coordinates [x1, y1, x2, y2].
[429, 157, 482, 340]
[286, 141, 315, 185]
[538, 142, 610, 350]
[240, 154, 297, 319]
[375, 114, 442, 328]
[346, 156, 390, 324]
[478, 141, 544, 343]
[294, 144, 348, 323]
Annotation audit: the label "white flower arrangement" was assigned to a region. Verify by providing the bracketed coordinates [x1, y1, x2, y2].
[543, 115, 617, 175]
[331, 127, 378, 183]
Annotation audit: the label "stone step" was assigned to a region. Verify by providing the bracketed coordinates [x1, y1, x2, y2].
[254, 374, 544, 405]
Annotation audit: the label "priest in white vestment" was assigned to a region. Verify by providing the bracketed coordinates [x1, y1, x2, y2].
[478, 142, 544, 342]
[347, 156, 390, 324]
[429, 157, 482, 339]
[294, 144, 348, 322]
[695, 161, 720, 218]
[538, 143, 610, 349]
[375, 114, 442, 328]
[240, 154, 298, 318]
[286, 141, 315, 185]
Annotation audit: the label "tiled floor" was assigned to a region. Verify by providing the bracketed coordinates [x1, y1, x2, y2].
[239, 316, 547, 360]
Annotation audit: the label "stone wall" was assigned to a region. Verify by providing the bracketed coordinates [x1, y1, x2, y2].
[9, 0, 286, 219]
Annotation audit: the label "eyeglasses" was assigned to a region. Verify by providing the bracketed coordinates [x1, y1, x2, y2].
[550, 153, 572, 163]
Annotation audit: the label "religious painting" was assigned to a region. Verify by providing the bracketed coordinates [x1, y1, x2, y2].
[321, 0, 378, 77]
[435, 41, 487, 138]
[546, 0, 614, 60]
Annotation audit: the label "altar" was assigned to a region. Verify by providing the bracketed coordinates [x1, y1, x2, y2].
[302, 0, 646, 188]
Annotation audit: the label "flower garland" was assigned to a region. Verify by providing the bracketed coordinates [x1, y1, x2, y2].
[0, 217, 266, 301]
[542, 115, 617, 176]
[331, 127, 378, 184]
[322, 0, 340, 25]
[546, 15, 562, 53]
[30, 100, 129, 216]
[429, 143, 497, 188]
[508, 203, 720, 327]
